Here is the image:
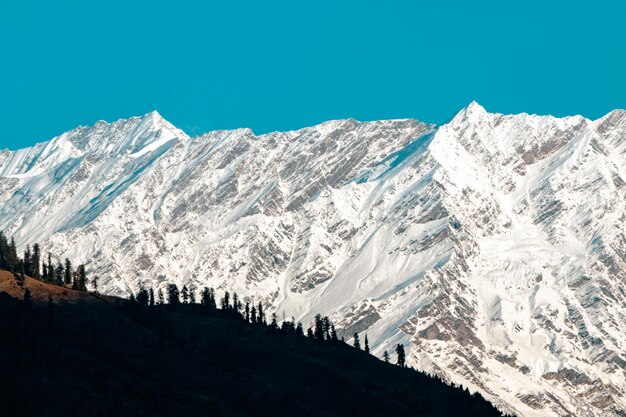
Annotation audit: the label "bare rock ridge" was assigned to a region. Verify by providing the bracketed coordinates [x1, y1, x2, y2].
[1, 103, 625, 417]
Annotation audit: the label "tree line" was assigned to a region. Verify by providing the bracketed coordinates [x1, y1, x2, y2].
[0, 229, 408, 367]
[0, 230, 90, 291]
[129, 282, 407, 367]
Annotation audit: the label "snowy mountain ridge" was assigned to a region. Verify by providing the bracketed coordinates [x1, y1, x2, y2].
[1, 102, 625, 417]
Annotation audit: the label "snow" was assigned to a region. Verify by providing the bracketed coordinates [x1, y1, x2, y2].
[1, 104, 625, 417]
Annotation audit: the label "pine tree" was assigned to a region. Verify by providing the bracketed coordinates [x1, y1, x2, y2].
[232, 292, 239, 311]
[208, 288, 216, 309]
[8, 238, 18, 272]
[149, 288, 155, 306]
[383, 350, 389, 363]
[189, 287, 196, 304]
[0, 231, 6, 270]
[201, 287, 212, 307]
[19, 261, 25, 283]
[91, 275, 99, 293]
[330, 324, 338, 341]
[280, 318, 295, 334]
[136, 287, 149, 306]
[42, 262, 48, 283]
[73, 264, 87, 291]
[166, 284, 180, 305]
[295, 322, 304, 336]
[32, 243, 41, 280]
[353, 333, 361, 350]
[290, 318, 298, 333]
[63, 258, 72, 286]
[314, 314, 324, 340]
[221, 291, 230, 310]
[270, 313, 278, 330]
[54, 262, 64, 286]
[40, 253, 48, 282]
[306, 328, 314, 338]
[23, 245, 32, 277]
[250, 305, 257, 323]
[364, 334, 370, 354]
[245, 302, 250, 322]
[47, 253, 53, 283]
[257, 301, 264, 324]
[322, 316, 331, 341]
[157, 288, 164, 305]
[181, 285, 189, 304]
[0, 231, 17, 272]
[396, 343, 406, 367]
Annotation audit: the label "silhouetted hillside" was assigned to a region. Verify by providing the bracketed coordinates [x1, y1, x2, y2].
[0, 270, 504, 417]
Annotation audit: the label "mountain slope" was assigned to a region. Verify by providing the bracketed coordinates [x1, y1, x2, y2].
[0, 270, 503, 417]
[1, 104, 625, 416]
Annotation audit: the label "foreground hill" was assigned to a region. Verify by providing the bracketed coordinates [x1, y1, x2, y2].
[0, 270, 502, 417]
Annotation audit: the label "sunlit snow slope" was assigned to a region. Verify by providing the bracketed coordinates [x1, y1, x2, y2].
[1, 103, 625, 417]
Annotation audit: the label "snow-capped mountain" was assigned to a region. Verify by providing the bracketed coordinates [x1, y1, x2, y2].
[1, 103, 625, 417]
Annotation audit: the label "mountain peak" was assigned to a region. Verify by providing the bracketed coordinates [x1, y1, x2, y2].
[138, 110, 177, 131]
[447, 101, 488, 126]
[466, 100, 486, 112]
[463, 101, 488, 119]
[141, 110, 164, 122]
[134, 111, 189, 144]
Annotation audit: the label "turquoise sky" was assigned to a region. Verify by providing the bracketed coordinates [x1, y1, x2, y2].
[1, 0, 625, 149]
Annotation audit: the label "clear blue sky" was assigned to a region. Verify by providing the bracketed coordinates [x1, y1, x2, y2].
[1, 0, 625, 150]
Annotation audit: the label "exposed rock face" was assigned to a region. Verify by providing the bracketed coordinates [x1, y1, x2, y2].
[1, 103, 625, 417]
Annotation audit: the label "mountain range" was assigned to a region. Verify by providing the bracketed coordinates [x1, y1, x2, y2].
[1, 102, 625, 417]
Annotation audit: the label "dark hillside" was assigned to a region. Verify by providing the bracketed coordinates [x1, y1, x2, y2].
[0, 270, 503, 417]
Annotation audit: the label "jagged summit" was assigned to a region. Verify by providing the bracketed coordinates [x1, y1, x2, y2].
[138, 110, 185, 134]
[443, 100, 488, 128]
[93, 109, 168, 127]
[463, 100, 487, 114]
[8, 104, 621, 154]
[143, 109, 164, 120]
[1, 105, 625, 417]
